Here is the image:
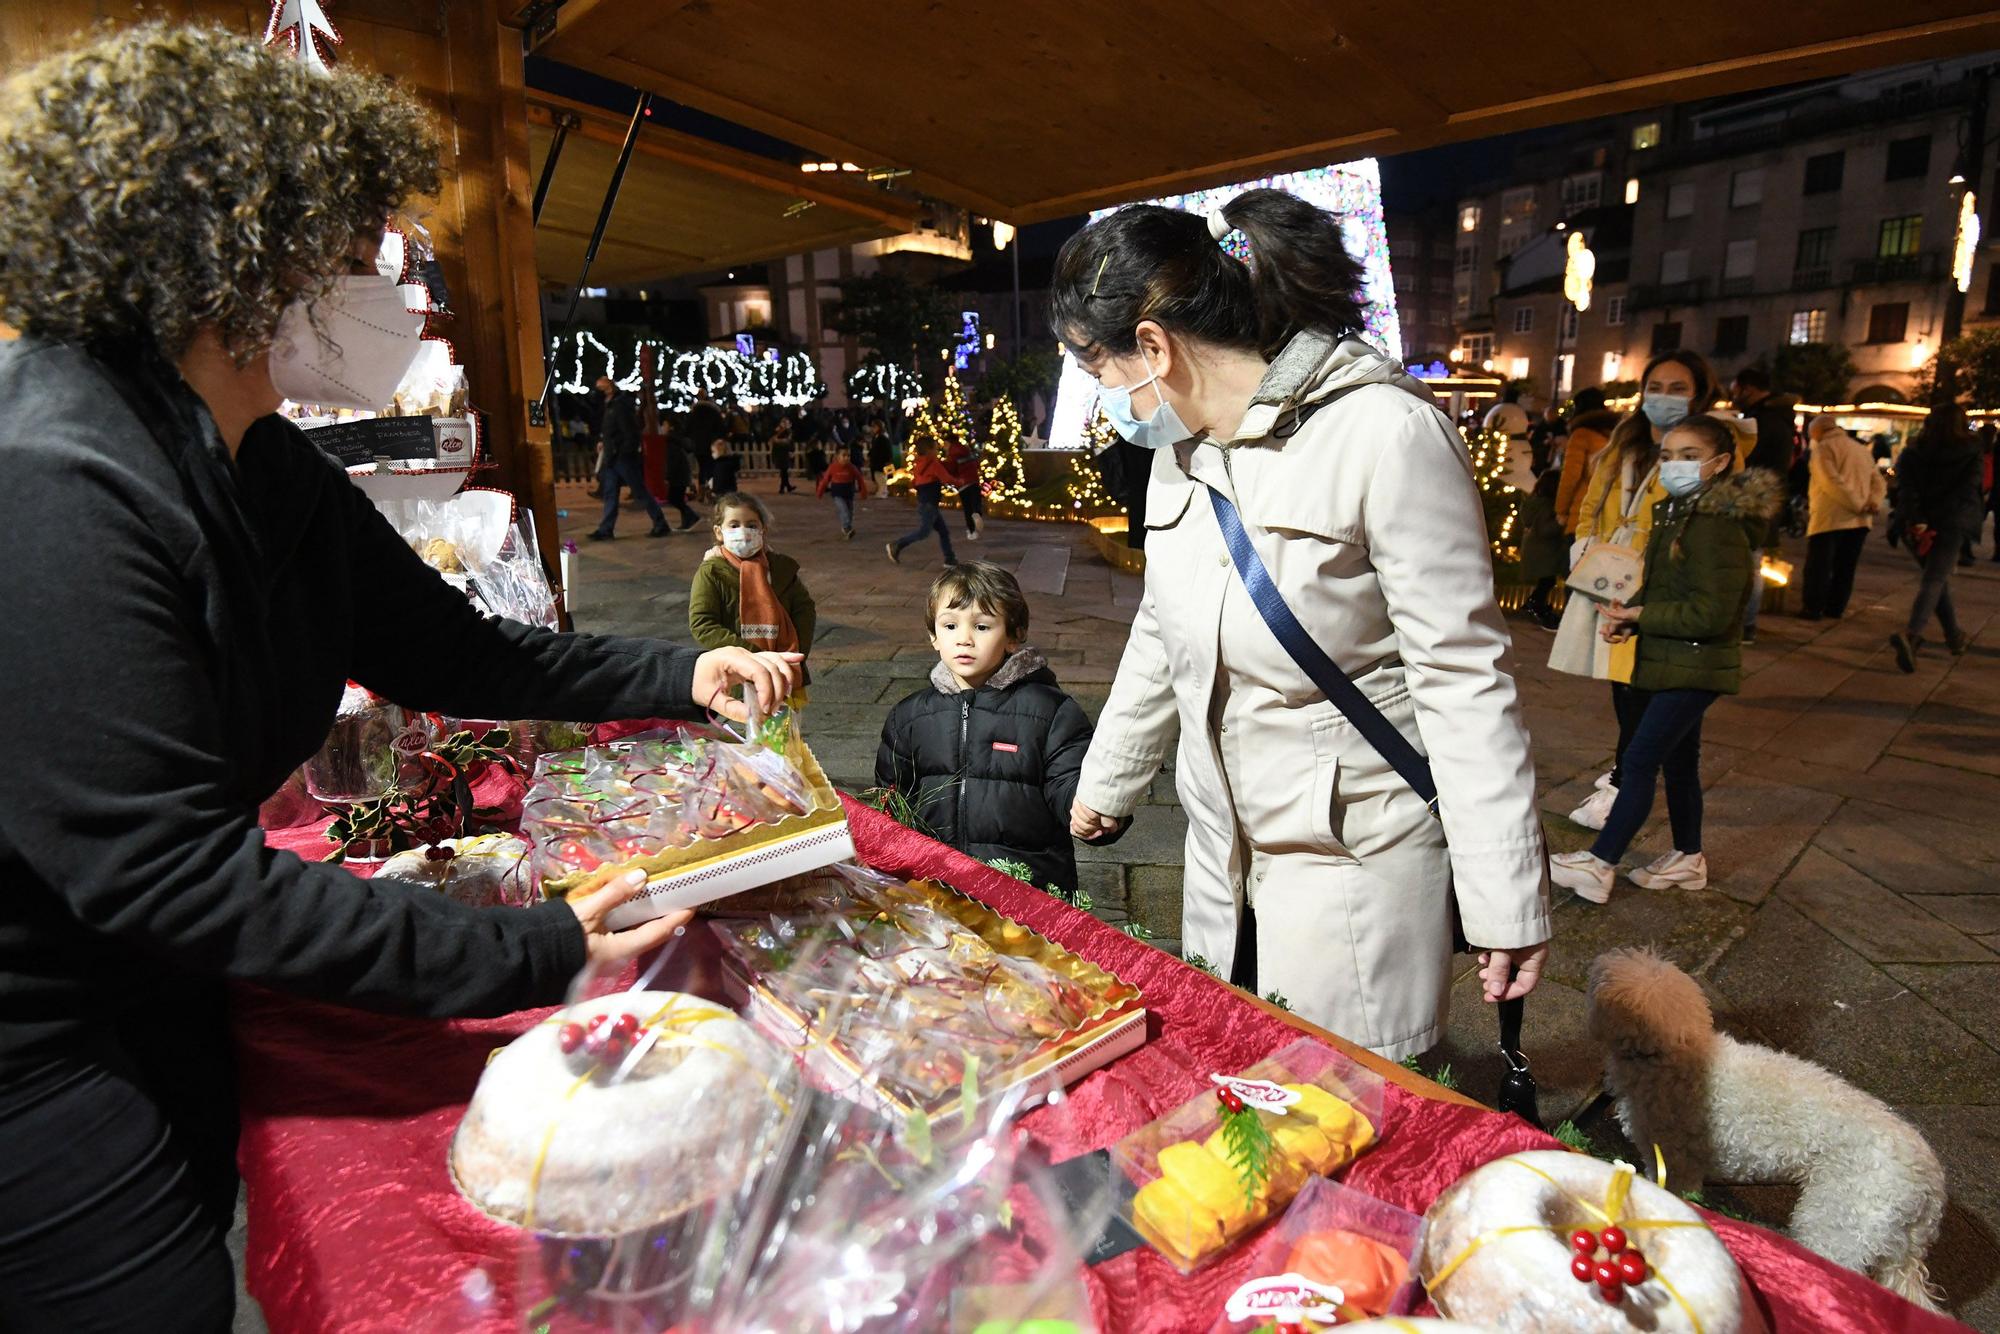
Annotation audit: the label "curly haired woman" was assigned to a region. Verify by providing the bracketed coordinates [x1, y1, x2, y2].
[0, 26, 796, 1327]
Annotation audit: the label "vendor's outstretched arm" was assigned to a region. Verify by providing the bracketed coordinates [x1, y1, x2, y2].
[341, 481, 702, 723]
[0, 457, 585, 1016]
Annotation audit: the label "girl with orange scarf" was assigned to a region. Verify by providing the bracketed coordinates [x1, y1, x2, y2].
[688, 494, 818, 679]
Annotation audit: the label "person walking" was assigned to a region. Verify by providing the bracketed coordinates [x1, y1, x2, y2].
[867, 418, 894, 487]
[1799, 414, 1884, 620]
[588, 375, 670, 540]
[663, 429, 702, 530]
[1555, 408, 1621, 536]
[944, 431, 985, 539]
[886, 436, 959, 567]
[1549, 351, 1719, 830]
[1889, 405, 1984, 670]
[815, 447, 869, 538]
[771, 416, 797, 493]
[1549, 416, 1783, 903]
[1729, 367, 1797, 642]
[1054, 191, 1548, 1056]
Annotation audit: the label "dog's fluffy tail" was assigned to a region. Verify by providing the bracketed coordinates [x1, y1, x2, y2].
[1877, 1254, 1946, 1313]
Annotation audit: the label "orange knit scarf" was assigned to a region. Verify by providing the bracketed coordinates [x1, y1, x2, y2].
[719, 549, 798, 652]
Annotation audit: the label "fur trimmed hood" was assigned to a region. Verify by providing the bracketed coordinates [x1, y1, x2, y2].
[1694, 467, 1786, 521]
[929, 645, 1050, 695]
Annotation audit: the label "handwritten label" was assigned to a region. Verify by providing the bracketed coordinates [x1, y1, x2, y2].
[1210, 1074, 1300, 1114]
[305, 416, 437, 465]
[1223, 1273, 1345, 1322]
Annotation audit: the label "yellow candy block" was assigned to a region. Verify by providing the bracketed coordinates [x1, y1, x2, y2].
[1199, 1125, 1308, 1205]
[1285, 1083, 1376, 1155]
[1158, 1142, 1260, 1229]
[1132, 1175, 1223, 1265]
[1270, 1120, 1337, 1174]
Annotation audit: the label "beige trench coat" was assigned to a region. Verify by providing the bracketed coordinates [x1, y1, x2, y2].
[1076, 336, 1550, 1059]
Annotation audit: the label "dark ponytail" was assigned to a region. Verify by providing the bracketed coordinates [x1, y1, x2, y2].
[1048, 188, 1367, 361]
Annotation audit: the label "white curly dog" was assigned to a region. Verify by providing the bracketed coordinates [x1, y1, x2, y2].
[1586, 947, 1946, 1311]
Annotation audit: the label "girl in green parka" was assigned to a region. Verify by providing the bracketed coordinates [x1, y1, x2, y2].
[688, 494, 817, 679]
[1550, 415, 1784, 905]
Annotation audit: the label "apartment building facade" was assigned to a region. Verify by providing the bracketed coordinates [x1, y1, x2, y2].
[1456, 57, 1998, 403]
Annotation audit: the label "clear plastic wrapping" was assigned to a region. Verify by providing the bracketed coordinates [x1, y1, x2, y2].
[521, 717, 820, 889]
[467, 938, 1107, 1331]
[302, 683, 433, 804]
[1208, 1177, 1425, 1330]
[712, 864, 1143, 1118]
[374, 832, 535, 908]
[1112, 1038, 1387, 1273]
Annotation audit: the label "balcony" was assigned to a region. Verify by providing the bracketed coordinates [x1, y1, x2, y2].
[1719, 275, 1755, 297]
[1628, 279, 1710, 309]
[1850, 252, 1942, 285]
[1791, 265, 1833, 290]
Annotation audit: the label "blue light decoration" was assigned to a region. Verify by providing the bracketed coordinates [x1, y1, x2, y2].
[954, 310, 981, 371]
[735, 332, 756, 357]
[1048, 158, 1402, 449]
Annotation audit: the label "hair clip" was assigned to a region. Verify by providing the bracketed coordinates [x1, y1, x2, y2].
[1206, 209, 1233, 242]
[1088, 253, 1110, 296]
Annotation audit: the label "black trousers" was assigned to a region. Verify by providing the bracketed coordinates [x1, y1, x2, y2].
[0, 1040, 236, 1332]
[1608, 682, 1648, 789]
[1801, 528, 1866, 618]
[957, 483, 985, 534]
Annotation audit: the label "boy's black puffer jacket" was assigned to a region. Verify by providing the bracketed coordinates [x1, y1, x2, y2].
[875, 648, 1092, 894]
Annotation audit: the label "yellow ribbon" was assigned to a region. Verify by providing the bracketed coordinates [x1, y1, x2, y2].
[519, 998, 791, 1228]
[1425, 1154, 1711, 1333]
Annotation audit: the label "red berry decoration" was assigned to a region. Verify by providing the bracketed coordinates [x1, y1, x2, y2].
[1618, 1250, 1649, 1285]
[1218, 1088, 1245, 1115]
[1570, 1228, 1597, 1254]
[1594, 1260, 1620, 1286]
[1571, 1255, 1596, 1283]
[1600, 1225, 1628, 1255]
[612, 1013, 641, 1039]
[557, 1023, 584, 1054]
[1599, 1280, 1626, 1304]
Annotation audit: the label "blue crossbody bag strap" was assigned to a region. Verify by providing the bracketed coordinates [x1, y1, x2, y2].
[1204, 485, 1441, 819]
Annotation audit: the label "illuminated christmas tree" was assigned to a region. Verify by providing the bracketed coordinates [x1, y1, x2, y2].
[1463, 426, 1522, 564]
[1062, 410, 1122, 517]
[982, 397, 1028, 505]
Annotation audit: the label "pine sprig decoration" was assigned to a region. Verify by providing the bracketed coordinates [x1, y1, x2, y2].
[1215, 1088, 1277, 1210]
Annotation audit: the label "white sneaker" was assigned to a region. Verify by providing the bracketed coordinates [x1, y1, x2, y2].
[1593, 771, 1616, 791]
[1550, 851, 1615, 904]
[1628, 851, 1710, 891]
[1569, 783, 1618, 830]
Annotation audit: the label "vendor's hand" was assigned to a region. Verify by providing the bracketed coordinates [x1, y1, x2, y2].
[1475, 941, 1548, 1003]
[693, 647, 802, 721]
[1070, 797, 1123, 841]
[565, 867, 693, 966]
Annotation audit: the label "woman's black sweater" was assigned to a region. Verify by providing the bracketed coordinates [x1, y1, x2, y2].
[0, 340, 704, 1083]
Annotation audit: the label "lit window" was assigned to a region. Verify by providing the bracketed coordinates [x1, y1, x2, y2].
[1790, 309, 1827, 344]
[1624, 177, 1640, 205]
[1878, 214, 1923, 259]
[1632, 122, 1661, 151]
[1459, 204, 1482, 233]
[1508, 356, 1532, 379]
[1601, 351, 1624, 382]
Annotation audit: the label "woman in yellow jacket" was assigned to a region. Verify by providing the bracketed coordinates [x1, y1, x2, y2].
[1550, 350, 1719, 830]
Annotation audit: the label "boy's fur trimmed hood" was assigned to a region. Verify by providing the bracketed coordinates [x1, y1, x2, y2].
[1694, 467, 1786, 520]
[929, 646, 1049, 695]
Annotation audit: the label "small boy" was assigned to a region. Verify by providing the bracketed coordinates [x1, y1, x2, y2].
[876, 562, 1098, 895]
[708, 438, 742, 497]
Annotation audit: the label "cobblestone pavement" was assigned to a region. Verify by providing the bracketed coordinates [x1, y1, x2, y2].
[560, 476, 2000, 1328]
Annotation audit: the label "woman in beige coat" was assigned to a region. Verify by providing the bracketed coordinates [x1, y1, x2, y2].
[1055, 193, 1549, 1059]
[1800, 414, 1885, 619]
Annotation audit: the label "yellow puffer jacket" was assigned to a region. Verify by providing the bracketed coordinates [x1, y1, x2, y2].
[1553, 447, 1665, 684]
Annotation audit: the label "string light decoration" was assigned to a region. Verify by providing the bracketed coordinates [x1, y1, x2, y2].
[846, 362, 924, 407]
[264, 0, 341, 73]
[547, 332, 825, 410]
[1061, 411, 1123, 516]
[1464, 426, 1523, 564]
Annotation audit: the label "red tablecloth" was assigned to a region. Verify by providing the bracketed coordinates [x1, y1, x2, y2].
[237, 798, 1966, 1334]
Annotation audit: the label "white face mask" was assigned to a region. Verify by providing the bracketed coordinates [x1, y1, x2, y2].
[268, 275, 427, 410]
[721, 528, 765, 558]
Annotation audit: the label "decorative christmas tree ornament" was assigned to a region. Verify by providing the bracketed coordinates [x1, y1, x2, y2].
[264, 0, 341, 73]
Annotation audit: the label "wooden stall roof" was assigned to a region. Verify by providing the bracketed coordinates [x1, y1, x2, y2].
[528, 93, 922, 283]
[535, 1, 2000, 223]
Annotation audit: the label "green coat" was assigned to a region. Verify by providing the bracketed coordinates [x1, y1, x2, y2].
[1630, 469, 1784, 695]
[687, 552, 817, 658]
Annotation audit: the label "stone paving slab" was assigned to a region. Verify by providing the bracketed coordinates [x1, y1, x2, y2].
[1899, 1104, 2000, 1331]
[1811, 800, 2000, 897]
[1779, 846, 1997, 964]
[1707, 899, 2000, 1105]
